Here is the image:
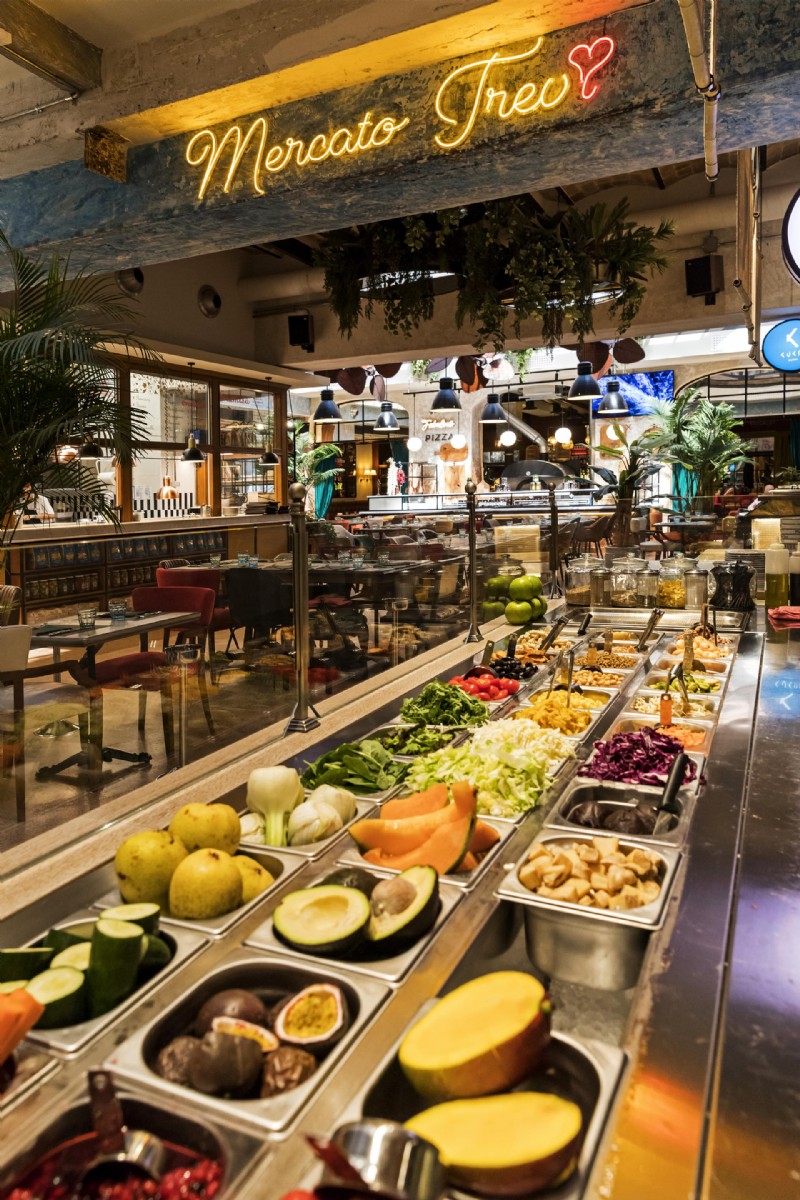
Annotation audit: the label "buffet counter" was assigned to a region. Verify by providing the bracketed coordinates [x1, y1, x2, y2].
[2, 611, 796, 1200]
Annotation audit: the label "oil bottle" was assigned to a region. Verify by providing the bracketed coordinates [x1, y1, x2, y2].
[765, 543, 789, 610]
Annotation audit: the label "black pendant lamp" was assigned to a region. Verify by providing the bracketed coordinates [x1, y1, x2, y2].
[313, 387, 344, 423]
[76, 431, 102, 459]
[568, 360, 601, 399]
[431, 360, 461, 412]
[181, 360, 205, 462]
[597, 378, 630, 416]
[259, 446, 280, 465]
[374, 401, 399, 431]
[479, 393, 506, 423]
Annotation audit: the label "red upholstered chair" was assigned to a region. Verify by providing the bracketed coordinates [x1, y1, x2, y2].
[156, 567, 235, 656]
[93, 585, 216, 754]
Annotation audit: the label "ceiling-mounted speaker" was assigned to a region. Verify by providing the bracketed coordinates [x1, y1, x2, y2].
[288, 312, 314, 352]
[685, 254, 724, 304]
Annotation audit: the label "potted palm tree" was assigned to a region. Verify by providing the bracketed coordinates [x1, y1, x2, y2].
[0, 232, 148, 563]
[287, 422, 342, 518]
[589, 424, 662, 548]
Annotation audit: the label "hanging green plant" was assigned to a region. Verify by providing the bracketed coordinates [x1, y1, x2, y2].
[316, 197, 673, 350]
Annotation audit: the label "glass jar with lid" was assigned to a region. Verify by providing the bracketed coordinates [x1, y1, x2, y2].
[638, 566, 659, 609]
[684, 567, 708, 609]
[565, 554, 603, 606]
[657, 557, 687, 608]
[610, 554, 647, 608]
[590, 566, 612, 607]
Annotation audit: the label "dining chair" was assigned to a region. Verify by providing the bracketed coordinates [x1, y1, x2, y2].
[156, 566, 236, 656]
[157, 557, 191, 569]
[91, 585, 217, 756]
[0, 626, 101, 820]
[0, 585, 21, 626]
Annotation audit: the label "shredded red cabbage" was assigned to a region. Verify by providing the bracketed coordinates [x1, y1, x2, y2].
[578, 728, 698, 787]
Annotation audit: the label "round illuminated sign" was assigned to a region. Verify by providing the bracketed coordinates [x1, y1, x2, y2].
[782, 188, 800, 285]
[762, 320, 800, 373]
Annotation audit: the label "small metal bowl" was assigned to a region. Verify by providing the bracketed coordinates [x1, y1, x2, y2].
[317, 1119, 445, 1200]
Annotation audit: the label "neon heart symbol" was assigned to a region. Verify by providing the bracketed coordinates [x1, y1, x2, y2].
[568, 36, 616, 101]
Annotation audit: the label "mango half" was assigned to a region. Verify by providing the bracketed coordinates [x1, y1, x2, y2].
[398, 971, 550, 1101]
[406, 1092, 582, 1197]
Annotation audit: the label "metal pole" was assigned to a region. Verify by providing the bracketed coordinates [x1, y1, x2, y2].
[286, 482, 321, 733]
[544, 479, 564, 599]
[464, 479, 482, 643]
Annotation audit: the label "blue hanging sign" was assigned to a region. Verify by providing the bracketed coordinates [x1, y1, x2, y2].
[762, 320, 800, 373]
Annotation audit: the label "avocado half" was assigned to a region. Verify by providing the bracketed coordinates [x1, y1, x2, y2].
[366, 866, 440, 947]
[273, 885, 370, 956]
[317, 867, 378, 898]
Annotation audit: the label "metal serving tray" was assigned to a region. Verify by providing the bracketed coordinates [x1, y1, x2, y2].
[240, 800, 377, 861]
[641, 668, 726, 698]
[335, 816, 515, 890]
[496, 832, 680, 990]
[581, 607, 749, 631]
[95, 847, 303, 937]
[547, 781, 696, 847]
[343, 1007, 625, 1200]
[24, 911, 206, 1056]
[611, 714, 715, 755]
[364, 723, 464, 761]
[655, 653, 730, 675]
[245, 870, 462, 985]
[106, 950, 389, 1135]
[0, 1045, 59, 1115]
[624, 689, 721, 719]
[0, 1076, 268, 1198]
[512, 686, 615, 736]
[576, 741, 705, 797]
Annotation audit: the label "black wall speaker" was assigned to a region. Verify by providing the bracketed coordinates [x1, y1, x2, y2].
[685, 254, 724, 303]
[288, 313, 314, 351]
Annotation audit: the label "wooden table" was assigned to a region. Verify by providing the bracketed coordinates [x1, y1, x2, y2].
[653, 518, 716, 550]
[31, 610, 200, 677]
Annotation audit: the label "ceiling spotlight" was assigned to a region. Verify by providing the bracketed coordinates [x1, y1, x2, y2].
[479, 393, 506, 423]
[597, 379, 630, 416]
[431, 375, 461, 412]
[499, 429, 517, 447]
[568, 361, 601, 398]
[313, 387, 344, 422]
[374, 401, 400, 431]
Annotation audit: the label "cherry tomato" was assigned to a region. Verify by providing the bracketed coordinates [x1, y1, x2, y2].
[505, 679, 520, 694]
[486, 687, 500, 700]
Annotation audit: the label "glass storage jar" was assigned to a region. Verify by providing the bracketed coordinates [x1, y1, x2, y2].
[657, 558, 687, 608]
[610, 555, 647, 608]
[590, 566, 612, 607]
[638, 566, 659, 608]
[683, 567, 708, 609]
[565, 554, 603, 606]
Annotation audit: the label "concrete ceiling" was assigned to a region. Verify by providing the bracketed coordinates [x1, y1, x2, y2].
[31, 0, 259, 47]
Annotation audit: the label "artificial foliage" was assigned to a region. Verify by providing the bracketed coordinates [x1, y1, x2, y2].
[642, 389, 751, 510]
[316, 197, 674, 349]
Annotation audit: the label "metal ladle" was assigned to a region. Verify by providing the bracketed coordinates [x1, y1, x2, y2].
[665, 660, 692, 716]
[77, 1071, 166, 1190]
[653, 751, 689, 836]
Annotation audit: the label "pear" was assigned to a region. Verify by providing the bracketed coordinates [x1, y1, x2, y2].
[169, 803, 241, 855]
[169, 849, 243, 919]
[115, 830, 188, 908]
[233, 855, 275, 904]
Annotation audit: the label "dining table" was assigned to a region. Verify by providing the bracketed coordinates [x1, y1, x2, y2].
[653, 517, 716, 550]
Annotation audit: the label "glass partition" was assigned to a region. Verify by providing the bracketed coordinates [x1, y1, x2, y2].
[131, 370, 210, 444]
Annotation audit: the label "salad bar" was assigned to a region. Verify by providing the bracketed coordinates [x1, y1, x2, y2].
[0, 607, 776, 1200]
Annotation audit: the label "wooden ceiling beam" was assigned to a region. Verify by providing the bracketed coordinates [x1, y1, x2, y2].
[0, 0, 100, 93]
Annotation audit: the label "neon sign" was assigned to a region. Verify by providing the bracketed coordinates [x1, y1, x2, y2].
[186, 34, 616, 200]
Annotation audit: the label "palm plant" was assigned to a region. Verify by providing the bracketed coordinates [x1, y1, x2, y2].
[642, 389, 750, 512]
[589, 424, 661, 546]
[0, 232, 149, 551]
[288, 423, 342, 516]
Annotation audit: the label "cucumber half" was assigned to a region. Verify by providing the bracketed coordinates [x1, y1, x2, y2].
[102, 903, 160, 934]
[51, 943, 92, 972]
[0, 947, 54, 983]
[87, 918, 145, 1018]
[140, 935, 172, 970]
[43, 923, 97, 953]
[26, 967, 86, 1028]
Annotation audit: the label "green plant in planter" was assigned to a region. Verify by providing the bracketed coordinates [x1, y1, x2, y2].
[288, 422, 342, 516]
[589, 425, 661, 546]
[316, 196, 673, 349]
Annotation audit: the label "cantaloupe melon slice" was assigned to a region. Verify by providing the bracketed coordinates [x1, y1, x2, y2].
[405, 1092, 582, 1197]
[399, 971, 550, 1101]
[469, 820, 501, 854]
[361, 813, 474, 875]
[382, 784, 449, 821]
[349, 783, 476, 856]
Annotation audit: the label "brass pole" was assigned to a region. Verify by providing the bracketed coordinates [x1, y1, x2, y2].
[544, 478, 564, 599]
[464, 479, 482, 643]
[286, 482, 320, 733]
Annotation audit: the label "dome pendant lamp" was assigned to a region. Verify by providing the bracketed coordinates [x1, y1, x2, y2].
[76, 431, 102, 459]
[597, 378, 630, 416]
[568, 360, 601, 399]
[313, 387, 344, 423]
[431, 360, 461, 412]
[479, 392, 506, 423]
[374, 401, 400, 431]
[181, 360, 205, 462]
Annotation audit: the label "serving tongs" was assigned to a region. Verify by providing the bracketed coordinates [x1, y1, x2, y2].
[693, 602, 713, 640]
[540, 614, 570, 652]
[464, 639, 497, 679]
[547, 650, 564, 696]
[665, 660, 692, 715]
[553, 648, 582, 698]
[635, 608, 664, 653]
[576, 612, 592, 637]
[653, 751, 689, 836]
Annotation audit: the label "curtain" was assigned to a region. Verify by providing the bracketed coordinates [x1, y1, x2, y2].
[672, 463, 697, 513]
[314, 453, 337, 518]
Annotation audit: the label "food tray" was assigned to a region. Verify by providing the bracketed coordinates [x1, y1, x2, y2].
[0, 1045, 59, 1115]
[240, 800, 377, 861]
[641, 670, 727, 699]
[245, 871, 462, 984]
[546, 780, 696, 847]
[577, 738, 705, 797]
[511, 686, 616, 739]
[364, 724, 466, 761]
[95, 848, 304, 937]
[611, 714, 715, 755]
[335, 816, 515, 890]
[106, 951, 389, 1135]
[314, 1001, 625, 1200]
[624, 689, 721, 719]
[655, 654, 730, 675]
[0, 1076, 268, 1198]
[24, 911, 207, 1056]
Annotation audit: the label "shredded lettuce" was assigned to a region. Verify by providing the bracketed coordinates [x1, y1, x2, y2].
[405, 719, 575, 818]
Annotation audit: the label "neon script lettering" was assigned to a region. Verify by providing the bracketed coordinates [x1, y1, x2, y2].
[187, 110, 410, 200]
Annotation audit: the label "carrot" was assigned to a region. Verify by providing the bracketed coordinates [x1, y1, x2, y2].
[0, 990, 44, 1063]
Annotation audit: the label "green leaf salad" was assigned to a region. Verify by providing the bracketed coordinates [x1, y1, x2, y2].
[405, 719, 575, 818]
[400, 682, 489, 727]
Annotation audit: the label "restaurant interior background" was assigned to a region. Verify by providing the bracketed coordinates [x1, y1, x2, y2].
[1, 3, 800, 1196]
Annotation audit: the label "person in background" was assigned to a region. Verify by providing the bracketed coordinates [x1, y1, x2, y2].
[17, 481, 55, 521]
